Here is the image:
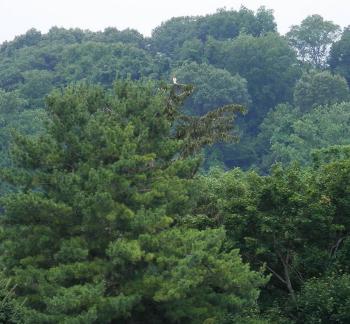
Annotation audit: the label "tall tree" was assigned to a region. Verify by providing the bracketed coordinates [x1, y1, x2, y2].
[0, 81, 264, 323]
[205, 33, 300, 131]
[286, 15, 341, 68]
[329, 27, 350, 84]
[151, 17, 197, 57]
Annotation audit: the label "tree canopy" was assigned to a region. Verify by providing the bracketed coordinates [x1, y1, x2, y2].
[286, 14, 341, 68]
[1, 8, 350, 323]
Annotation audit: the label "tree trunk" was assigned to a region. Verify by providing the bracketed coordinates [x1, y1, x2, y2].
[279, 251, 296, 303]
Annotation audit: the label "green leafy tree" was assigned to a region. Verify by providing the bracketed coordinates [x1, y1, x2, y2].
[0, 28, 42, 54]
[173, 62, 251, 115]
[195, 9, 241, 41]
[172, 63, 251, 170]
[259, 102, 350, 168]
[251, 6, 277, 36]
[205, 33, 300, 130]
[329, 26, 350, 84]
[151, 7, 276, 58]
[42, 27, 87, 45]
[196, 166, 333, 302]
[200, 32, 300, 169]
[286, 15, 341, 68]
[56, 42, 156, 85]
[257, 103, 300, 170]
[175, 38, 204, 63]
[293, 70, 349, 112]
[196, 6, 276, 41]
[0, 81, 264, 323]
[195, 150, 350, 318]
[0, 28, 156, 98]
[316, 156, 350, 242]
[151, 17, 197, 57]
[95, 27, 145, 48]
[296, 274, 350, 323]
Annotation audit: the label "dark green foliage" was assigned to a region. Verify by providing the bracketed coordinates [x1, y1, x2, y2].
[194, 153, 350, 321]
[176, 103, 246, 157]
[329, 27, 350, 84]
[312, 145, 350, 167]
[151, 7, 276, 57]
[0, 31, 156, 97]
[196, 6, 276, 41]
[293, 70, 349, 112]
[0, 89, 46, 194]
[92, 27, 146, 48]
[205, 33, 300, 130]
[296, 274, 350, 323]
[173, 62, 251, 116]
[1, 9, 350, 322]
[151, 17, 197, 57]
[257, 103, 300, 170]
[0, 28, 42, 54]
[194, 31, 300, 169]
[0, 81, 263, 323]
[0, 28, 160, 184]
[174, 38, 204, 63]
[196, 166, 333, 300]
[168, 63, 251, 169]
[55, 42, 156, 84]
[0, 278, 24, 323]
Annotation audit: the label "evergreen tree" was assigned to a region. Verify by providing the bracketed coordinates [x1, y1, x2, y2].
[0, 80, 264, 323]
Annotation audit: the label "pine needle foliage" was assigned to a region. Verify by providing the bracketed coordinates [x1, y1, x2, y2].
[0, 80, 262, 323]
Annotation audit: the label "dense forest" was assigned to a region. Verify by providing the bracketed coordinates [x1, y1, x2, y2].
[1, 6, 350, 323]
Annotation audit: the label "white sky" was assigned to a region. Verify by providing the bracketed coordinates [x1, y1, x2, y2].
[0, 0, 349, 43]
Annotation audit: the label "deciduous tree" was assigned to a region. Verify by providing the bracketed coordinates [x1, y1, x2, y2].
[286, 15, 341, 68]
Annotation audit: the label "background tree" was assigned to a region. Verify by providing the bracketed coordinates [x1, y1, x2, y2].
[173, 62, 251, 116]
[150, 17, 197, 57]
[150, 7, 277, 58]
[175, 38, 204, 63]
[286, 15, 341, 68]
[329, 26, 350, 84]
[293, 70, 349, 112]
[205, 33, 300, 131]
[259, 102, 350, 168]
[200, 32, 300, 169]
[257, 103, 300, 170]
[195, 6, 276, 41]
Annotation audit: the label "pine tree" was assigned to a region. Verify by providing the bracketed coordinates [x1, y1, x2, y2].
[0, 80, 264, 323]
